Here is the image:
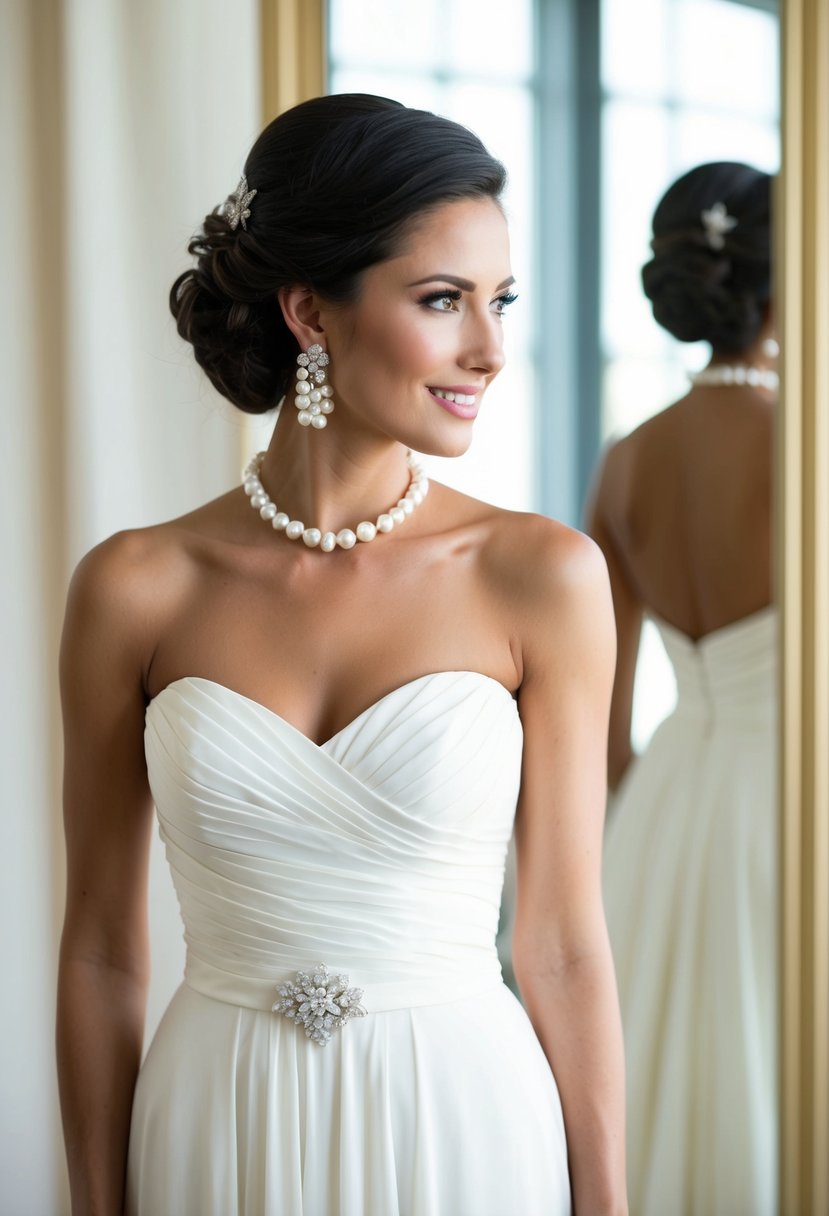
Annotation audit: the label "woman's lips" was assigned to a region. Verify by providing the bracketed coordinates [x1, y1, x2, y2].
[428, 387, 480, 419]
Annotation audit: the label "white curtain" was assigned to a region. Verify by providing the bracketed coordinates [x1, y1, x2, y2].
[1, 2, 261, 1210]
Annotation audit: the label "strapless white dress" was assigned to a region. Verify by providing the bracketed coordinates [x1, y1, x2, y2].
[126, 671, 570, 1216]
[603, 609, 778, 1216]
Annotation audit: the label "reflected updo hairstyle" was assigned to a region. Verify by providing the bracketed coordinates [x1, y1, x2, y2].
[641, 161, 772, 354]
[170, 94, 506, 414]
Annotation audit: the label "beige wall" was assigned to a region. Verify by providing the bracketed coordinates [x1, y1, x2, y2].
[1, 2, 260, 1210]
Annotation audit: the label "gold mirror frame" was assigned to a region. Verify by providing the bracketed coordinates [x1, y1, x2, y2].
[260, 3, 829, 1210]
[779, 2, 829, 1213]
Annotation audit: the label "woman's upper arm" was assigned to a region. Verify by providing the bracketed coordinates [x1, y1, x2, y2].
[59, 533, 159, 973]
[510, 524, 616, 971]
[584, 445, 644, 787]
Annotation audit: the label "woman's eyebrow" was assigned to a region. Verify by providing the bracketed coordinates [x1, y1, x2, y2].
[407, 274, 516, 292]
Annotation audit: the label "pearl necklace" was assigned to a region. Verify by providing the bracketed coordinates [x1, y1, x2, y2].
[243, 450, 429, 552]
[688, 364, 779, 391]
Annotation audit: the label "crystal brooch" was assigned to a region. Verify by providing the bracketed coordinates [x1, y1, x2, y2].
[272, 964, 367, 1046]
[226, 175, 257, 231]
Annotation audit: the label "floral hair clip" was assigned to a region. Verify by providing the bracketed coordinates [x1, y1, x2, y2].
[226, 176, 257, 231]
[700, 201, 737, 251]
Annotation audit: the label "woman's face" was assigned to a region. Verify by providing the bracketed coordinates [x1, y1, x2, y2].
[319, 197, 515, 457]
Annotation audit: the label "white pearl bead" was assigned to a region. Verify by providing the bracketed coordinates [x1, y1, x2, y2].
[260, 503, 277, 520]
[746, 368, 761, 386]
[408, 488, 423, 506]
[320, 531, 337, 552]
[302, 528, 321, 547]
[296, 380, 311, 395]
[320, 400, 335, 414]
[356, 521, 377, 543]
[296, 368, 309, 380]
[376, 514, 394, 533]
[398, 498, 414, 516]
[243, 477, 261, 496]
[298, 411, 312, 425]
[310, 415, 327, 429]
[272, 512, 289, 530]
[309, 389, 322, 403]
[309, 404, 321, 415]
[336, 528, 357, 549]
[250, 492, 267, 509]
[320, 385, 333, 397]
[390, 507, 405, 525]
[285, 520, 304, 540]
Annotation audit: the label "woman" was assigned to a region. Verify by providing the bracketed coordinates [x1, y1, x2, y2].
[588, 162, 776, 1215]
[57, 94, 626, 1216]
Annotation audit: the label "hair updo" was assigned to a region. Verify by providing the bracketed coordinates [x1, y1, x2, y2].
[641, 161, 772, 354]
[170, 94, 506, 414]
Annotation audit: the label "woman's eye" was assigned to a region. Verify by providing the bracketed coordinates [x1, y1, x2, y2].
[492, 291, 519, 316]
[420, 290, 462, 313]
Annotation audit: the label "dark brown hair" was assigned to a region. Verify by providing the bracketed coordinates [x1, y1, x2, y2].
[170, 94, 506, 414]
[641, 161, 772, 354]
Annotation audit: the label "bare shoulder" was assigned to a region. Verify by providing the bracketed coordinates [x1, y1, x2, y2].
[480, 506, 610, 617]
[463, 499, 615, 685]
[62, 514, 211, 693]
[481, 503, 610, 695]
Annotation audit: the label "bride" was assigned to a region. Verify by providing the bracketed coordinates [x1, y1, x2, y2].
[56, 93, 627, 1216]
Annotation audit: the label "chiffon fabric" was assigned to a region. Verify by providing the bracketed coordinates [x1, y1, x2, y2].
[604, 608, 777, 1216]
[127, 671, 570, 1216]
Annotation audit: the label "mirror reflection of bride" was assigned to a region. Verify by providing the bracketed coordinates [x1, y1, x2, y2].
[587, 163, 777, 1215]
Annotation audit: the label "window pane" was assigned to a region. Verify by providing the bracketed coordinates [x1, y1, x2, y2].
[674, 0, 779, 115]
[447, 0, 534, 81]
[675, 110, 780, 172]
[328, 0, 441, 72]
[602, 0, 669, 99]
[601, 101, 671, 357]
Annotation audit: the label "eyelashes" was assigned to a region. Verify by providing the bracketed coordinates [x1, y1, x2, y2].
[417, 288, 519, 314]
[494, 291, 519, 313]
[418, 289, 463, 311]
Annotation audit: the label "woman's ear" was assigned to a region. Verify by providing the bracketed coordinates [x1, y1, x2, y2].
[277, 287, 326, 349]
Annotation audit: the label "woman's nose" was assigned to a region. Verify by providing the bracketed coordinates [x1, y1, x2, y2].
[461, 313, 506, 376]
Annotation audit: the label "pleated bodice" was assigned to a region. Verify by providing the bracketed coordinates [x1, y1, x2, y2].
[132, 669, 572, 1216]
[655, 605, 777, 730]
[144, 671, 523, 1009]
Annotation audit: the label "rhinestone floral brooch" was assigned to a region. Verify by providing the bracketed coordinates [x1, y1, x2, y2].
[226, 175, 257, 231]
[272, 964, 367, 1046]
[700, 201, 737, 251]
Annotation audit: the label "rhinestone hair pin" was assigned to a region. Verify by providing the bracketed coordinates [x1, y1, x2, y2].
[700, 201, 737, 251]
[226, 175, 257, 231]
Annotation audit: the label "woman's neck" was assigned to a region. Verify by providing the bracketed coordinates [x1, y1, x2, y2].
[256, 414, 414, 537]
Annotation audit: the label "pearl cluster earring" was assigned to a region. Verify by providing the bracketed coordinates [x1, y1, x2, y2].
[295, 343, 334, 429]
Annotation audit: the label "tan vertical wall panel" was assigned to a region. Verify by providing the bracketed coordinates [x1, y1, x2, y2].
[779, 1, 829, 1213]
[261, 0, 326, 121]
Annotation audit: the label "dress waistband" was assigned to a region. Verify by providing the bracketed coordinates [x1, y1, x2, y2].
[184, 953, 504, 1016]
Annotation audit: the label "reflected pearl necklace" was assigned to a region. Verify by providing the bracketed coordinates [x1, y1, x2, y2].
[688, 364, 779, 391]
[243, 450, 429, 552]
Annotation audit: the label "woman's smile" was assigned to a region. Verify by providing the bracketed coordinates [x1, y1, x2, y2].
[427, 385, 482, 419]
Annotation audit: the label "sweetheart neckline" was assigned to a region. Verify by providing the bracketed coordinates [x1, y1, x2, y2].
[147, 670, 519, 751]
